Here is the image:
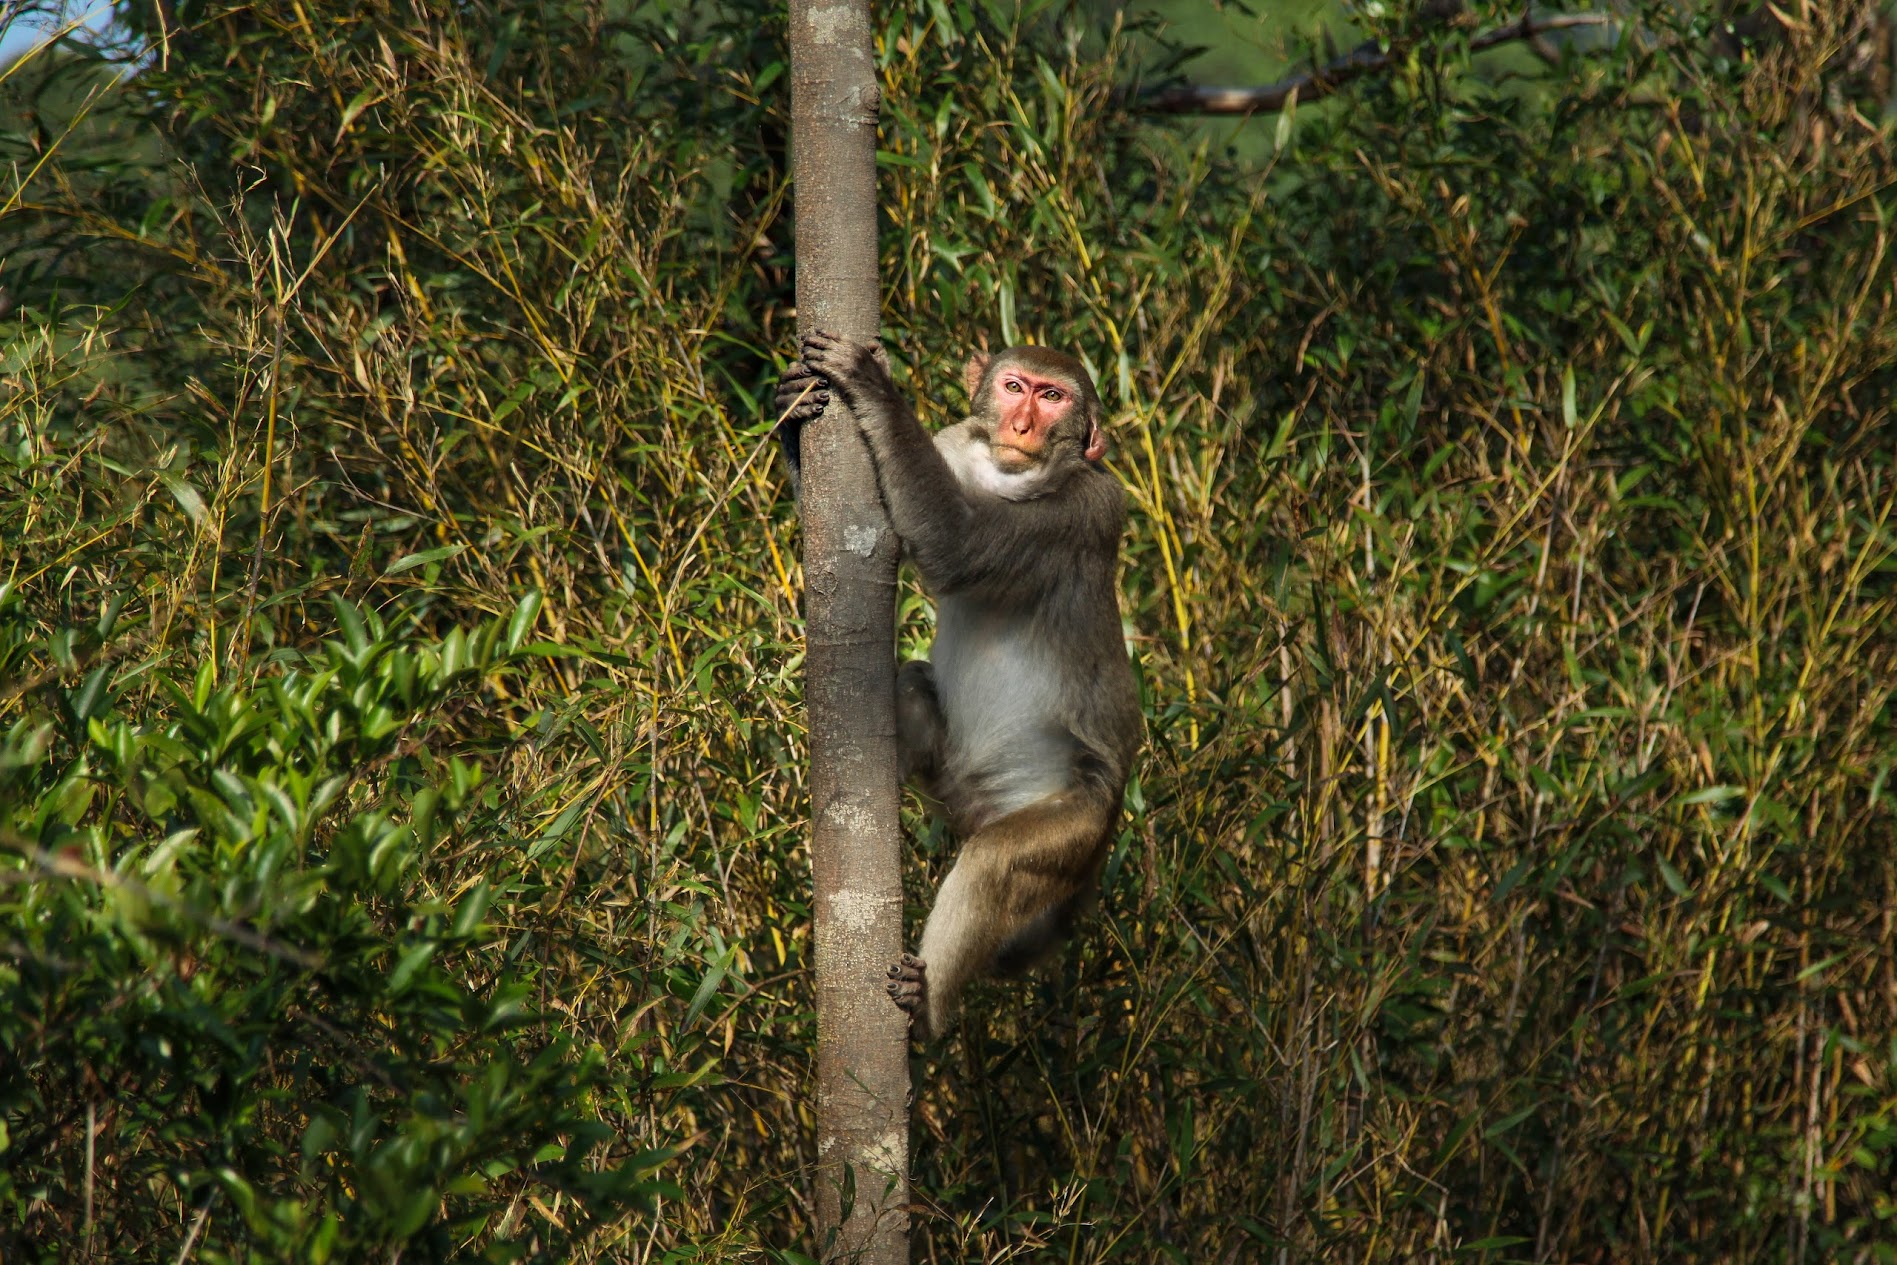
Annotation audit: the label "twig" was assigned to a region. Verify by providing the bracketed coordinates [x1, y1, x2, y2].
[0, 639, 130, 710]
[84, 1101, 97, 1258]
[173, 1192, 216, 1265]
[1132, 12, 1615, 116]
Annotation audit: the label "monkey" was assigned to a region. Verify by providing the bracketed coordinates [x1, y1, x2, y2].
[775, 332, 1141, 1039]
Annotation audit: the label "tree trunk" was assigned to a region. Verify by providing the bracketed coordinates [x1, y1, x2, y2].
[787, 2, 911, 1261]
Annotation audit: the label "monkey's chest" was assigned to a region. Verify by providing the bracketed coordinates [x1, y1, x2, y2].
[930, 600, 1071, 814]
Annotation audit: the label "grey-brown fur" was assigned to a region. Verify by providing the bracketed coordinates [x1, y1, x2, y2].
[778, 334, 1141, 1038]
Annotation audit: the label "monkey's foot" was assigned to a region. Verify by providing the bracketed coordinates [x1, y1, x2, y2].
[885, 953, 929, 1037]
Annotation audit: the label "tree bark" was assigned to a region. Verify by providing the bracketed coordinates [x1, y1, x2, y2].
[787, 2, 911, 1261]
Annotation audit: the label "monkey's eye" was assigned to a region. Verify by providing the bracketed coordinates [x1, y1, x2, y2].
[1003, 380, 1024, 393]
[1041, 389, 1064, 402]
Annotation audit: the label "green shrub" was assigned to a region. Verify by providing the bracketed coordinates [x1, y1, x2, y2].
[0, 589, 673, 1261]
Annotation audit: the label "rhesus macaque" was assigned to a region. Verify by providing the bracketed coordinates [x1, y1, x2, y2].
[776, 333, 1141, 1039]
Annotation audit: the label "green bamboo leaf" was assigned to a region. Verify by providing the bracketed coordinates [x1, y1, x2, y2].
[385, 543, 467, 576]
[159, 472, 208, 528]
[507, 589, 543, 653]
[1680, 785, 1744, 806]
[1274, 86, 1298, 152]
[336, 87, 380, 140]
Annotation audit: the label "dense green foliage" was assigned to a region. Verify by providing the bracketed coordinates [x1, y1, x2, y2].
[3, 0, 1895, 1259]
[0, 592, 674, 1260]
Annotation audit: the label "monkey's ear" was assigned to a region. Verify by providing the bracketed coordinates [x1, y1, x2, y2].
[963, 352, 991, 402]
[1084, 418, 1107, 463]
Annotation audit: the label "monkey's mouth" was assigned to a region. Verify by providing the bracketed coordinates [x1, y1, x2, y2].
[992, 442, 1040, 468]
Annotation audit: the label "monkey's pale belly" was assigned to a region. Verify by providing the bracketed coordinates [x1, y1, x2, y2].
[931, 601, 1072, 821]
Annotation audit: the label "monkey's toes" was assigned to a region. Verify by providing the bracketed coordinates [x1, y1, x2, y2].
[885, 954, 927, 1015]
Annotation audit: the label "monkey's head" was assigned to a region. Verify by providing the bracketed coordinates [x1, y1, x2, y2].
[964, 346, 1106, 471]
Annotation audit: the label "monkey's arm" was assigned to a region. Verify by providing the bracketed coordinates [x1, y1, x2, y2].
[798, 332, 977, 578]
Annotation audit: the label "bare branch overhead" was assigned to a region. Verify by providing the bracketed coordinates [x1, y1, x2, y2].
[1132, 12, 1615, 116]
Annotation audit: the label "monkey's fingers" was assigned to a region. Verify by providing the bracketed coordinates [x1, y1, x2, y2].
[774, 375, 829, 427]
[774, 379, 827, 410]
[801, 329, 885, 386]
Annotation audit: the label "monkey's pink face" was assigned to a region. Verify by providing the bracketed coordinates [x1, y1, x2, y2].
[989, 370, 1079, 468]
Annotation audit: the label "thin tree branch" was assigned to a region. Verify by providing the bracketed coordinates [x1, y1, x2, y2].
[1133, 12, 1615, 115]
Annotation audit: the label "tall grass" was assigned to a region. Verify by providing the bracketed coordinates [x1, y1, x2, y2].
[2, 0, 1894, 1259]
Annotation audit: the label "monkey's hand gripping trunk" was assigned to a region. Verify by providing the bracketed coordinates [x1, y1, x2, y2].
[792, 331, 979, 584]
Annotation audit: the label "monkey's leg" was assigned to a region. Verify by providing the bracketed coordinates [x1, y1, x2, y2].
[895, 659, 944, 788]
[991, 892, 1087, 976]
[906, 792, 1113, 1038]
